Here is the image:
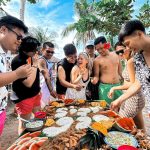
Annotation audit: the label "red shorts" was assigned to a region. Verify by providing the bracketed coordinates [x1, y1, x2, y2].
[0, 110, 6, 136]
[15, 93, 41, 115]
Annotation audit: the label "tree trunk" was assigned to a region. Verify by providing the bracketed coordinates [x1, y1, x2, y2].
[20, 0, 26, 22]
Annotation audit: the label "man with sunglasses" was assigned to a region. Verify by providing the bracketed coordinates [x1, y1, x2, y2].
[38, 42, 57, 108]
[0, 15, 32, 136]
[56, 44, 82, 100]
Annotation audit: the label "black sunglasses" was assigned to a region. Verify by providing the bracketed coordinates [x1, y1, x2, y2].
[116, 49, 124, 55]
[46, 50, 54, 54]
[6, 26, 23, 41]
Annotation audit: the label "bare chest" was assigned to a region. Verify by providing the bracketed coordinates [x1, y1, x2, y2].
[100, 57, 119, 71]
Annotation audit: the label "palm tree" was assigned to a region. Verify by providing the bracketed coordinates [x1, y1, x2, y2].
[20, 0, 37, 22]
[20, 0, 26, 21]
[136, 0, 150, 29]
[62, 0, 96, 48]
[29, 27, 58, 46]
[0, 7, 8, 17]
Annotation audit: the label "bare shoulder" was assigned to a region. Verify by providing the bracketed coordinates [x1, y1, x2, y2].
[72, 65, 79, 72]
[127, 58, 134, 66]
[39, 58, 45, 63]
[38, 58, 47, 69]
[111, 51, 118, 57]
[94, 56, 101, 63]
[111, 51, 120, 60]
[58, 65, 65, 72]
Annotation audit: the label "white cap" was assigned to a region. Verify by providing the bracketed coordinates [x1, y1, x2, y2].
[86, 40, 94, 47]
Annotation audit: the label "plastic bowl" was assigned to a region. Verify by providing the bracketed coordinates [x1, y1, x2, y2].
[34, 111, 46, 119]
[23, 119, 44, 132]
[118, 145, 138, 150]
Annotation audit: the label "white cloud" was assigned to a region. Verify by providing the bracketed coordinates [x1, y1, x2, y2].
[1, 0, 78, 59]
[72, 14, 79, 22]
[40, 0, 53, 7]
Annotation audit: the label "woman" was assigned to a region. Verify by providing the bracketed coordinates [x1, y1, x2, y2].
[11, 36, 41, 135]
[65, 52, 91, 100]
[108, 42, 145, 129]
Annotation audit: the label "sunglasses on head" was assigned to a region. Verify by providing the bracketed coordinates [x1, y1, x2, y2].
[116, 49, 124, 55]
[46, 50, 54, 54]
[6, 26, 23, 41]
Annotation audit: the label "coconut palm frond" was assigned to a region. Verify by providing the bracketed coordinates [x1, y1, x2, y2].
[29, 27, 58, 47]
[61, 24, 76, 37]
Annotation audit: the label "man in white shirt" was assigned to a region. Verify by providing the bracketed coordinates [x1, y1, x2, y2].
[0, 15, 32, 136]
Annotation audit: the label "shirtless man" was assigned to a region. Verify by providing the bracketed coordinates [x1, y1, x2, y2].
[92, 36, 123, 104]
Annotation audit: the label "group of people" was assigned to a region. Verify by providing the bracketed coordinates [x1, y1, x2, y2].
[0, 14, 150, 139]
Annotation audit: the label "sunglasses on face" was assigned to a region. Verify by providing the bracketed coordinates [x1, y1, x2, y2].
[46, 50, 54, 54]
[116, 49, 124, 55]
[6, 26, 23, 41]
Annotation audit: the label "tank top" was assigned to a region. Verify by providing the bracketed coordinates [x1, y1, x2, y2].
[56, 58, 75, 94]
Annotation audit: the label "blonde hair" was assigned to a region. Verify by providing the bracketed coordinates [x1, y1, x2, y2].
[78, 52, 92, 71]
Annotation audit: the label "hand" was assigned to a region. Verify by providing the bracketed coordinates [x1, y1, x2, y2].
[50, 90, 57, 98]
[110, 99, 122, 112]
[108, 88, 114, 99]
[73, 84, 82, 91]
[32, 54, 39, 66]
[15, 65, 32, 79]
[91, 77, 98, 85]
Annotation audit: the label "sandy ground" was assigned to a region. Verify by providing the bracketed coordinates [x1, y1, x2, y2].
[0, 100, 150, 150]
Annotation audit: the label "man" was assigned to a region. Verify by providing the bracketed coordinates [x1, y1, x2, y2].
[0, 15, 31, 136]
[91, 36, 123, 104]
[56, 44, 82, 99]
[85, 40, 96, 62]
[85, 40, 99, 100]
[111, 20, 150, 113]
[38, 42, 57, 108]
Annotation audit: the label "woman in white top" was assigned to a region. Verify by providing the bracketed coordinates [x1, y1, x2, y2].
[65, 52, 91, 100]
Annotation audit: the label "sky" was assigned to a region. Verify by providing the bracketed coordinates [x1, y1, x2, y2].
[2, 0, 147, 58]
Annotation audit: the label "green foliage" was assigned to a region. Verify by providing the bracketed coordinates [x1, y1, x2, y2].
[0, 0, 10, 6]
[62, 0, 135, 46]
[136, 0, 150, 28]
[27, 0, 37, 4]
[77, 127, 104, 149]
[62, 0, 96, 47]
[29, 27, 58, 46]
[95, 0, 134, 36]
